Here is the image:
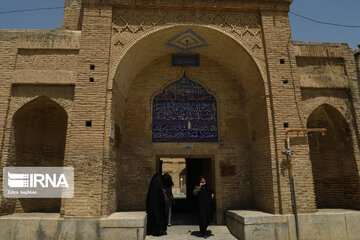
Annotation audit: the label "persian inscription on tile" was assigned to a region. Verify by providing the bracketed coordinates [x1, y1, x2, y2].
[152, 73, 218, 142]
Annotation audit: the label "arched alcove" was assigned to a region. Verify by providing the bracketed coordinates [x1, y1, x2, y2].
[12, 96, 68, 213]
[307, 104, 360, 209]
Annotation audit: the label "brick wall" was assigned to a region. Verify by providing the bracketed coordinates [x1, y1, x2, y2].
[296, 56, 348, 88]
[261, 11, 316, 214]
[0, 33, 18, 216]
[0, 30, 78, 216]
[248, 92, 274, 213]
[61, 6, 113, 217]
[296, 42, 360, 211]
[62, 0, 83, 30]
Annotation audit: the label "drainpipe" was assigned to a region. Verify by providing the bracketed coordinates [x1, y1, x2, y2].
[282, 128, 326, 240]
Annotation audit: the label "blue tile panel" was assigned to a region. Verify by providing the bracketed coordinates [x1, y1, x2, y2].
[152, 73, 218, 142]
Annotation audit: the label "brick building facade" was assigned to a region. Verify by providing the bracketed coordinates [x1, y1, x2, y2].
[0, 0, 359, 226]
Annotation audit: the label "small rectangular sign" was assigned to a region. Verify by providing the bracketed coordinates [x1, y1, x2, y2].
[172, 54, 200, 67]
[3, 167, 74, 198]
[109, 120, 115, 139]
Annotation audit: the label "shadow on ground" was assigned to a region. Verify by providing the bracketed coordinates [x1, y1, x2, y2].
[190, 230, 214, 238]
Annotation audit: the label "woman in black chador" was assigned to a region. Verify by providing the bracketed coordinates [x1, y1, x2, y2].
[146, 173, 167, 236]
[193, 176, 216, 237]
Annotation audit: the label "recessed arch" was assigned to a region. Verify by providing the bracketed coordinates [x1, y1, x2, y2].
[110, 24, 267, 92]
[11, 96, 68, 213]
[111, 25, 267, 100]
[110, 25, 275, 215]
[307, 104, 360, 209]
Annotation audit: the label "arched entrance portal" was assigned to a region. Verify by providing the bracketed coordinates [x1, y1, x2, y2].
[307, 104, 360, 209]
[111, 25, 274, 220]
[11, 96, 68, 213]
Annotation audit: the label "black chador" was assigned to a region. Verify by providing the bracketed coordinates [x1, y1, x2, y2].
[193, 176, 216, 237]
[146, 173, 167, 236]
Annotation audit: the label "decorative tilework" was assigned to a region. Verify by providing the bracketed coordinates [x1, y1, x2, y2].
[152, 73, 218, 142]
[166, 29, 209, 51]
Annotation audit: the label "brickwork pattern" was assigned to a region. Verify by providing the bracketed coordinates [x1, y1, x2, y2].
[298, 42, 360, 211]
[307, 104, 360, 209]
[296, 56, 348, 88]
[61, 6, 113, 217]
[261, 12, 317, 214]
[62, 0, 83, 30]
[0, 30, 78, 216]
[0, 36, 18, 216]
[0, 87, 74, 215]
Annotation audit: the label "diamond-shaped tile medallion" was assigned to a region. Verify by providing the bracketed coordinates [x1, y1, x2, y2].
[166, 29, 209, 51]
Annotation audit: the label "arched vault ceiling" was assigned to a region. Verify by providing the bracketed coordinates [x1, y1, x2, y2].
[113, 25, 265, 100]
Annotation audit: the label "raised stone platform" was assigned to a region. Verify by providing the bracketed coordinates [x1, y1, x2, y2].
[0, 212, 146, 240]
[100, 212, 146, 240]
[226, 209, 360, 240]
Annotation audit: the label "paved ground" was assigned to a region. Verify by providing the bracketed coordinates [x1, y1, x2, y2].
[146, 210, 237, 240]
[145, 225, 237, 240]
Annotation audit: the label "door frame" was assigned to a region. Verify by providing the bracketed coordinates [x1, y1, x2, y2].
[156, 155, 216, 194]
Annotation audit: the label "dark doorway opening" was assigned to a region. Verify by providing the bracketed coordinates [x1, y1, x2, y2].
[159, 157, 214, 225]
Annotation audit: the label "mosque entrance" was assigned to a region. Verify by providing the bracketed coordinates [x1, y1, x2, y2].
[159, 157, 215, 225]
[113, 25, 272, 217]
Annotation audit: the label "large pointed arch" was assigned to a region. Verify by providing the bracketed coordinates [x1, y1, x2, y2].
[109, 25, 275, 215]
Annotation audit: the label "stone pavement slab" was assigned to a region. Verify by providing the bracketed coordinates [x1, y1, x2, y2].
[145, 225, 237, 240]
